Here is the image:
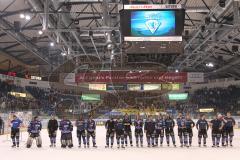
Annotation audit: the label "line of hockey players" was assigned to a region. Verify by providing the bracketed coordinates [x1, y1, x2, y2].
[9, 115, 97, 148]
[8, 112, 236, 148]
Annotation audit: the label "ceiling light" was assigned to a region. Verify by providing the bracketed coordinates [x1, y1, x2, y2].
[50, 42, 54, 47]
[61, 52, 67, 56]
[175, 69, 179, 73]
[206, 62, 214, 68]
[38, 30, 43, 35]
[20, 14, 25, 19]
[25, 15, 31, 20]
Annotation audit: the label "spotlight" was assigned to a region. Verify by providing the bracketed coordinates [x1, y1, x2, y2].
[50, 42, 54, 47]
[38, 30, 43, 35]
[61, 52, 67, 56]
[20, 13, 25, 19]
[232, 45, 238, 52]
[25, 15, 31, 20]
[111, 30, 116, 36]
[219, 0, 226, 8]
[205, 17, 211, 25]
[89, 31, 93, 37]
[201, 25, 205, 32]
[175, 69, 179, 73]
[74, 20, 79, 25]
[206, 62, 214, 68]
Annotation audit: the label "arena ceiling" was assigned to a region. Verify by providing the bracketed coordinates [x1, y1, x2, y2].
[0, 0, 240, 79]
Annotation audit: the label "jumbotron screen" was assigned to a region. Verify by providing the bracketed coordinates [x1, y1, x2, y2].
[131, 11, 175, 37]
[120, 4, 185, 41]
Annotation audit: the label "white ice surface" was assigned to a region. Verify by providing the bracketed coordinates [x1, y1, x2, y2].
[0, 126, 240, 160]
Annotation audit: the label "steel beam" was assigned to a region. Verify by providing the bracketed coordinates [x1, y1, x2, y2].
[0, 18, 51, 64]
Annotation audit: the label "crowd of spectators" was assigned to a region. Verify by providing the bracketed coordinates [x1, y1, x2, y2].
[103, 92, 166, 109]
[191, 85, 240, 114]
[0, 80, 82, 116]
[1, 78, 240, 117]
[0, 81, 41, 112]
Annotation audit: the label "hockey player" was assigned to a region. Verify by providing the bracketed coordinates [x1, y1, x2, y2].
[222, 112, 235, 146]
[47, 115, 58, 147]
[0, 116, 4, 135]
[177, 113, 186, 147]
[165, 114, 176, 147]
[76, 116, 87, 148]
[105, 117, 115, 148]
[134, 115, 144, 147]
[155, 114, 165, 146]
[220, 115, 227, 147]
[59, 117, 73, 148]
[123, 114, 133, 147]
[210, 114, 223, 147]
[196, 114, 209, 147]
[26, 116, 42, 148]
[144, 116, 155, 147]
[184, 114, 195, 147]
[115, 118, 125, 149]
[86, 116, 97, 148]
[10, 115, 22, 147]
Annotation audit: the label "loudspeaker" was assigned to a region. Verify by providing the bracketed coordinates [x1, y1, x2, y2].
[14, 21, 21, 32]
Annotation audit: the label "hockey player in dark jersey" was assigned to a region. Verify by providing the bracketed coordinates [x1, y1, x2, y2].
[123, 114, 133, 147]
[184, 114, 195, 147]
[134, 115, 144, 147]
[220, 115, 227, 147]
[155, 114, 165, 146]
[177, 113, 186, 147]
[210, 114, 224, 147]
[196, 114, 209, 147]
[59, 117, 73, 148]
[222, 112, 235, 146]
[75, 116, 87, 148]
[86, 116, 97, 148]
[26, 116, 42, 148]
[165, 114, 176, 147]
[144, 116, 155, 147]
[105, 117, 115, 148]
[10, 115, 23, 147]
[115, 118, 125, 149]
[47, 115, 58, 147]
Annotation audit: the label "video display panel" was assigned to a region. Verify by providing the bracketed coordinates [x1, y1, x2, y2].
[168, 93, 188, 100]
[131, 11, 175, 37]
[89, 84, 106, 91]
[143, 84, 161, 90]
[81, 94, 101, 101]
[128, 84, 142, 91]
[120, 5, 185, 42]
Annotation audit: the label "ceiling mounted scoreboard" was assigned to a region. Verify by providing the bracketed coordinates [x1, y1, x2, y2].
[120, 4, 185, 42]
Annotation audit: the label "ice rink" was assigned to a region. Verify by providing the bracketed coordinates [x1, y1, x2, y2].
[1, 126, 240, 160]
